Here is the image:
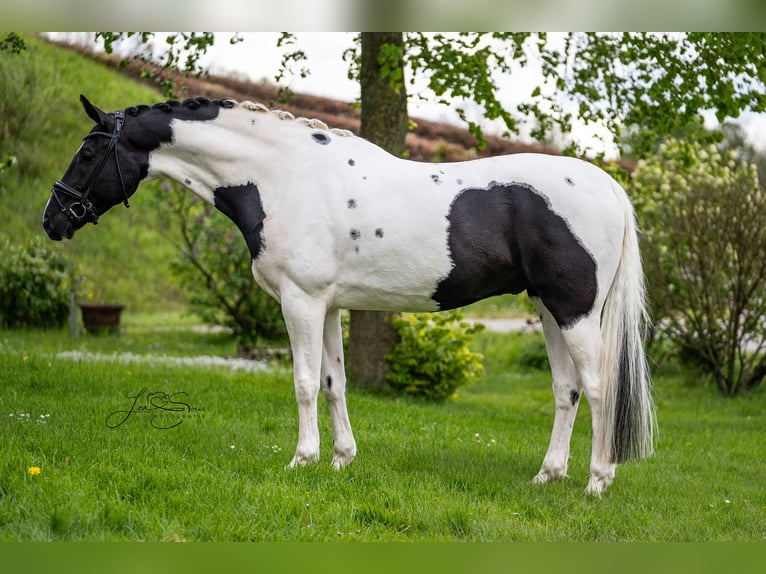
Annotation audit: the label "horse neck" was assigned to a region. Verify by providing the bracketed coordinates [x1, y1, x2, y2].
[146, 110, 289, 204]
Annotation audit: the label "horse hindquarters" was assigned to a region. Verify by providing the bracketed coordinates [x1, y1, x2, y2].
[534, 180, 655, 494]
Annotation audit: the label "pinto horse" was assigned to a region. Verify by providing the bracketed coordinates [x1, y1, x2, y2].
[44, 96, 655, 494]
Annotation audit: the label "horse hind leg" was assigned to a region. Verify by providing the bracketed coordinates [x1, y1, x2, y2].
[532, 301, 582, 484]
[320, 309, 357, 469]
[559, 315, 616, 495]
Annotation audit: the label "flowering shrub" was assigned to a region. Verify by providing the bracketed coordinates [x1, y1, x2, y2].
[386, 310, 484, 401]
[631, 140, 766, 394]
[0, 235, 69, 328]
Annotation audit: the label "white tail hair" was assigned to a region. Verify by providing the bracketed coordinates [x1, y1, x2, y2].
[599, 179, 656, 463]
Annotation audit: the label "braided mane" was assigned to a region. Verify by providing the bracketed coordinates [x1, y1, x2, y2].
[125, 96, 353, 137]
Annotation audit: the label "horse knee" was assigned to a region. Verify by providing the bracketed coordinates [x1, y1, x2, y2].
[295, 377, 320, 405]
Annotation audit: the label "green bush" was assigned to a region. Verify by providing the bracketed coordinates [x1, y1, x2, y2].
[386, 310, 484, 401]
[0, 235, 69, 328]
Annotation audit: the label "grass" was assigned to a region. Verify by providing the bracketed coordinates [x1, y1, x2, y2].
[1, 324, 764, 541]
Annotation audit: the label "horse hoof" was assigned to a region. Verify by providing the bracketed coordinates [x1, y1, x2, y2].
[288, 452, 319, 468]
[331, 451, 356, 470]
[532, 466, 568, 484]
[584, 475, 612, 496]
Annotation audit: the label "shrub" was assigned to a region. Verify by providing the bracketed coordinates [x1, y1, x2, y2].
[631, 140, 766, 395]
[385, 310, 484, 401]
[0, 235, 69, 328]
[150, 182, 286, 345]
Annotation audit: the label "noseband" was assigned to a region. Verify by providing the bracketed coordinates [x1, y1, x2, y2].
[51, 110, 130, 225]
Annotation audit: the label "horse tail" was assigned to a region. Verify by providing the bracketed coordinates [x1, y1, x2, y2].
[599, 178, 656, 464]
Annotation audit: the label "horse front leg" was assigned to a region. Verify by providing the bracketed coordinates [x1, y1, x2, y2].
[281, 286, 326, 467]
[321, 309, 356, 469]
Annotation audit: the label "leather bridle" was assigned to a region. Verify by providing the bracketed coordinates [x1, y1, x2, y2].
[51, 110, 130, 225]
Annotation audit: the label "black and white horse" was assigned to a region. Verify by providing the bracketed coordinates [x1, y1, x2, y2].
[44, 96, 655, 494]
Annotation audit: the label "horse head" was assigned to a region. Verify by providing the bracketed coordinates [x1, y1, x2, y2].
[43, 95, 149, 240]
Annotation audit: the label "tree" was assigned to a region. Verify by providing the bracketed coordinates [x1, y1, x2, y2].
[347, 33, 409, 389]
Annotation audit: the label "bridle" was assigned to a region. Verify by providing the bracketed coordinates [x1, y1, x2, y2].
[51, 110, 130, 225]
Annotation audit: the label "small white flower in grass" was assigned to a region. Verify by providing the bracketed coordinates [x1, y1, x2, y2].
[229, 444, 236, 449]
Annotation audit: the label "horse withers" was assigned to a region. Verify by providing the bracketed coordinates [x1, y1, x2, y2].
[44, 95, 655, 494]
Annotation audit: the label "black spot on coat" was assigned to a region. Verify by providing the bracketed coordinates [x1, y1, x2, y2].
[570, 390, 580, 406]
[312, 132, 331, 145]
[375, 228, 384, 238]
[350, 228, 361, 240]
[212, 182, 266, 260]
[432, 182, 597, 328]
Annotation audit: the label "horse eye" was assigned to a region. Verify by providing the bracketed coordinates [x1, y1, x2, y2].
[79, 149, 94, 161]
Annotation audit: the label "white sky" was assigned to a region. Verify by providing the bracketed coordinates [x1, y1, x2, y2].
[51, 32, 766, 158]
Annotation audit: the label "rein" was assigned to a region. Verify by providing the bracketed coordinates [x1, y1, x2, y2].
[51, 110, 130, 225]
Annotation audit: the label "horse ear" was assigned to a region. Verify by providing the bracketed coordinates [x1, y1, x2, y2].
[80, 95, 109, 125]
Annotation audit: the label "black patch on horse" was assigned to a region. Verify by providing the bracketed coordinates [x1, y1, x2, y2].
[133, 97, 224, 149]
[432, 182, 597, 328]
[212, 182, 266, 260]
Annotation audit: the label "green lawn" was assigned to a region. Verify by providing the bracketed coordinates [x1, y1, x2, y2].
[1, 324, 764, 541]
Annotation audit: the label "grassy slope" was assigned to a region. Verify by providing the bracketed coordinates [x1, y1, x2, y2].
[1, 35, 181, 313]
[0, 327, 764, 541]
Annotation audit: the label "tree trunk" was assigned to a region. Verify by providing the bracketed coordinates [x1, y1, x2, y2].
[347, 33, 409, 390]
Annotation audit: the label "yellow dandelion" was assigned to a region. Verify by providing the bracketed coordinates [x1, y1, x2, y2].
[27, 466, 41, 476]
[22, 355, 29, 362]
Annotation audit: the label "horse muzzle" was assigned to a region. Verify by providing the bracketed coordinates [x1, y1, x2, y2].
[43, 196, 77, 241]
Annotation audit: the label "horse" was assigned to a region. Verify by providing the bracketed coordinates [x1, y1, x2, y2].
[44, 95, 655, 494]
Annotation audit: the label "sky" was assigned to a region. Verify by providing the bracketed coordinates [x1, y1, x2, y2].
[50, 32, 766, 159]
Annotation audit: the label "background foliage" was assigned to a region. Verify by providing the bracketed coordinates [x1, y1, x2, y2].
[631, 140, 766, 394]
[148, 182, 287, 345]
